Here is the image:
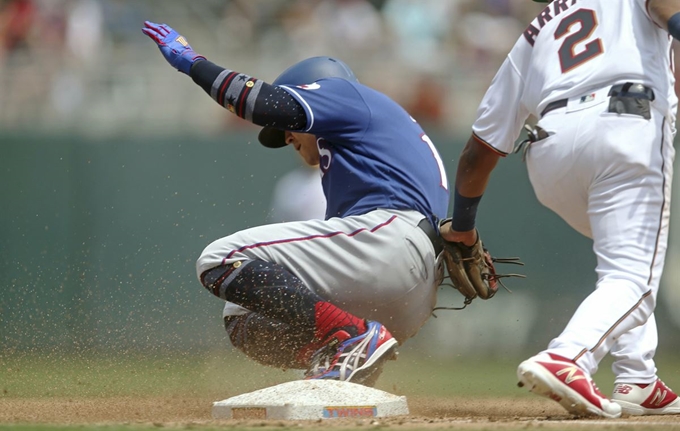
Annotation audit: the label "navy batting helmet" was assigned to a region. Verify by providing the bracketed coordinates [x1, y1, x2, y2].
[258, 56, 358, 149]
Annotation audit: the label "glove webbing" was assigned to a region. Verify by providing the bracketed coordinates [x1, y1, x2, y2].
[433, 255, 525, 314]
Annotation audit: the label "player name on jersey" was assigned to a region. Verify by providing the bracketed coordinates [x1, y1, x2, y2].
[524, 0, 580, 46]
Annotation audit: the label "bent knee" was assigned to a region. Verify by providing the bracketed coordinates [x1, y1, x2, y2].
[200, 262, 245, 299]
[195, 234, 243, 280]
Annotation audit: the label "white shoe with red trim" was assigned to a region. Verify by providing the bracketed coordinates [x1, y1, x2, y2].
[612, 379, 680, 415]
[517, 353, 621, 418]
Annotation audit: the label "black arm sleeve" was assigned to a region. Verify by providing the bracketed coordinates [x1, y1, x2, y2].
[190, 60, 307, 130]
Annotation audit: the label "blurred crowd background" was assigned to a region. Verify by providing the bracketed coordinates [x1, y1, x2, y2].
[0, 0, 545, 136]
[2, 0, 680, 363]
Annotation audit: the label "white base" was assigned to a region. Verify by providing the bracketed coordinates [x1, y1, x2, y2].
[212, 379, 409, 420]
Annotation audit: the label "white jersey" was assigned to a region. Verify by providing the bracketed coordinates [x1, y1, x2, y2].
[473, 0, 677, 154]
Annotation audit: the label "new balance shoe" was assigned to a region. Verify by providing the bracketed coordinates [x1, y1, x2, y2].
[612, 379, 680, 415]
[305, 321, 398, 386]
[517, 353, 621, 418]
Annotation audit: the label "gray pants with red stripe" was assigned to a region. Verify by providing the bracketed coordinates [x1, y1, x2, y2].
[196, 208, 443, 344]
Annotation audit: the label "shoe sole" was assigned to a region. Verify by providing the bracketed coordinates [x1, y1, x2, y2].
[347, 338, 398, 385]
[517, 360, 621, 418]
[613, 399, 680, 416]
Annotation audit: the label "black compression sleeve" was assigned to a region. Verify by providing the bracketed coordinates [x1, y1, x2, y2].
[189, 59, 306, 130]
[190, 59, 223, 94]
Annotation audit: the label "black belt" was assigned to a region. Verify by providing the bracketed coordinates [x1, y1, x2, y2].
[539, 99, 567, 117]
[418, 218, 443, 255]
[540, 83, 655, 118]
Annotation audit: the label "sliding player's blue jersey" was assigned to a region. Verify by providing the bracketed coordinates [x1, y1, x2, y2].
[280, 78, 449, 229]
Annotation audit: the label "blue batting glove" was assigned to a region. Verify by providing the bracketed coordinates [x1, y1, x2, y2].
[142, 21, 206, 75]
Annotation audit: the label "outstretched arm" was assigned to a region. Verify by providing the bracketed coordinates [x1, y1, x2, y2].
[440, 134, 500, 246]
[142, 21, 307, 130]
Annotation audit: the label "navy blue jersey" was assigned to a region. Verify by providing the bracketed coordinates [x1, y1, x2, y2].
[280, 78, 449, 228]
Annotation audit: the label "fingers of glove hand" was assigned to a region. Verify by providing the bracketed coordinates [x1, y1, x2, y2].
[442, 243, 479, 300]
[159, 24, 172, 36]
[466, 241, 496, 299]
[142, 27, 164, 45]
[480, 251, 499, 298]
[142, 22, 171, 45]
[483, 250, 496, 274]
[144, 21, 170, 37]
[143, 20, 156, 30]
[143, 22, 177, 46]
[465, 266, 492, 299]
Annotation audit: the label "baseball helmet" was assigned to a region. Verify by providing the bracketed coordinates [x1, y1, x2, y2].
[258, 56, 358, 149]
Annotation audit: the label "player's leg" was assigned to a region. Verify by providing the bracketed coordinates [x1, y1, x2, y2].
[602, 113, 679, 415]
[223, 312, 312, 369]
[610, 316, 680, 415]
[559, 110, 671, 357]
[197, 211, 437, 384]
[223, 311, 393, 385]
[537, 109, 669, 362]
[517, 104, 671, 417]
[200, 258, 396, 384]
[518, 128, 625, 416]
[197, 209, 441, 342]
[220, 300, 395, 385]
[610, 316, 658, 385]
[293, 209, 441, 342]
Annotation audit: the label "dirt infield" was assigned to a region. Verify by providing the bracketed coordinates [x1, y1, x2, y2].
[2, 396, 680, 429]
[3, 353, 680, 429]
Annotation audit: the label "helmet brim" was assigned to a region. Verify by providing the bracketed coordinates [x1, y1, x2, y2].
[258, 127, 287, 149]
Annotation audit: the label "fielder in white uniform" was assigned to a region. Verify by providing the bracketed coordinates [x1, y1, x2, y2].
[440, 0, 680, 418]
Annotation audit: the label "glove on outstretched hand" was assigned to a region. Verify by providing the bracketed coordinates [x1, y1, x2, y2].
[439, 226, 525, 309]
[442, 235, 497, 301]
[142, 21, 205, 75]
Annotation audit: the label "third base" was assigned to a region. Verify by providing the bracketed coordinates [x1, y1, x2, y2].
[212, 379, 409, 420]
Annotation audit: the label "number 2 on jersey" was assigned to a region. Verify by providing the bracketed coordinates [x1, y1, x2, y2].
[555, 8, 603, 74]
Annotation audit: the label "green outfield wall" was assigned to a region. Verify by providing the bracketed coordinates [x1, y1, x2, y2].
[2, 132, 679, 356]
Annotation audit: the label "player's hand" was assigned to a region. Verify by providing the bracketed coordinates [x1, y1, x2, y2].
[142, 21, 206, 75]
[439, 219, 477, 246]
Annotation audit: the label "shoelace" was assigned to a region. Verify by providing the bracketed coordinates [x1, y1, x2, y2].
[331, 330, 374, 381]
[305, 326, 377, 381]
[305, 338, 340, 378]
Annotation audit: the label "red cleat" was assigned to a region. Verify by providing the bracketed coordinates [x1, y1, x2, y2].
[517, 353, 621, 418]
[612, 379, 680, 415]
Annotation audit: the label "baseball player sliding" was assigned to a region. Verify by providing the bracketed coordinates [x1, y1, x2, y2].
[440, 0, 680, 418]
[142, 23, 449, 386]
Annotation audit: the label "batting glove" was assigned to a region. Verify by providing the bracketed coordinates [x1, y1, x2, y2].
[142, 21, 206, 75]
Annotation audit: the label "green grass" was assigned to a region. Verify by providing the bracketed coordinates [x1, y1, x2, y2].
[0, 350, 287, 399]
[0, 350, 546, 399]
[2, 351, 680, 431]
[3, 350, 680, 399]
[380, 352, 680, 399]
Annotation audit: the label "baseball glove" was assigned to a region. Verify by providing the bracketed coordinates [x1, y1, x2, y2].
[438, 229, 525, 310]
